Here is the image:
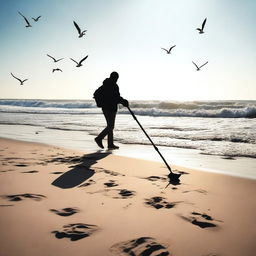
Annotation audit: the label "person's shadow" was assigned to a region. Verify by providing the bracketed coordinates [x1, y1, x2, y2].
[51, 151, 110, 189]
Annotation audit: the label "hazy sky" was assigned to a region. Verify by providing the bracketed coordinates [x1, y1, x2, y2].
[0, 0, 255, 101]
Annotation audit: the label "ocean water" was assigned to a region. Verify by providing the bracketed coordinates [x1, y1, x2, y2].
[0, 99, 256, 178]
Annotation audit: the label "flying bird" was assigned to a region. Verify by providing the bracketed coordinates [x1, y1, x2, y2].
[52, 68, 62, 73]
[70, 55, 88, 67]
[47, 54, 64, 63]
[18, 12, 32, 27]
[11, 73, 28, 85]
[192, 61, 208, 71]
[196, 18, 207, 34]
[73, 21, 87, 38]
[32, 16, 41, 22]
[161, 45, 176, 54]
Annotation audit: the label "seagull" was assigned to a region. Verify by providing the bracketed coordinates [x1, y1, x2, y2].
[32, 16, 41, 22]
[18, 12, 32, 28]
[47, 54, 64, 63]
[192, 61, 208, 71]
[11, 73, 28, 85]
[196, 18, 207, 34]
[161, 45, 176, 54]
[52, 68, 62, 73]
[73, 21, 87, 38]
[70, 55, 88, 67]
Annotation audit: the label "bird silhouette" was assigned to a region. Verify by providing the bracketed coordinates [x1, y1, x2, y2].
[18, 12, 32, 28]
[11, 73, 28, 85]
[47, 54, 64, 63]
[70, 55, 88, 67]
[73, 21, 87, 38]
[192, 61, 208, 71]
[196, 18, 207, 34]
[32, 16, 41, 22]
[161, 45, 176, 54]
[52, 68, 62, 73]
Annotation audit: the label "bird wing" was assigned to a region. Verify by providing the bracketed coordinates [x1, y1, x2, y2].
[18, 11, 30, 25]
[199, 61, 208, 68]
[169, 45, 176, 51]
[70, 58, 78, 64]
[202, 18, 207, 30]
[32, 16, 41, 21]
[161, 48, 168, 52]
[192, 61, 199, 69]
[24, 16, 31, 26]
[11, 72, 21, 82]
[47, 54, 56, 62]
[73, 21, 81, 34]
[79, 55, 88, 64]
[18, 11, 25, 18]
[56, 58, 64, 62]
[18, 12, 30, 25]
[22, 79, 28, 82]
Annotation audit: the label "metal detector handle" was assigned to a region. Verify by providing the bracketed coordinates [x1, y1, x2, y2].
[127, 106, 172, 173]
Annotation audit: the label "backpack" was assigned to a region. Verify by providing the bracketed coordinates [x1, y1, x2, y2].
[93, 85, 105, 107]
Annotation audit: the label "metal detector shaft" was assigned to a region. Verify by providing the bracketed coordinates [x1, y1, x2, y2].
[127, 106, 173, 173]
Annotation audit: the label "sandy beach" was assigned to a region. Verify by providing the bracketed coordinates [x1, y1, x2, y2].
[1, 0, 256, 255]
[0, 137, 255, 256]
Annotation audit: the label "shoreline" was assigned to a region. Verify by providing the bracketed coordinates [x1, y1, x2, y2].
[0, 137, 256, 256]
[1, 136, 255, 182]
[0, 123, 256, 179]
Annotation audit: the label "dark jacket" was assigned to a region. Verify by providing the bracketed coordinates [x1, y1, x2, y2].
[101, 78, 127, 112]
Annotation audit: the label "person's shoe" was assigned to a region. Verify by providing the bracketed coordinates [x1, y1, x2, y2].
[95, 137, 104, 149]
[108, 144, 119, 150]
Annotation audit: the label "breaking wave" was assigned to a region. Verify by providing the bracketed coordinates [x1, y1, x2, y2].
[120, 106, 256, 118]
[0, 99, 255, 118]
[0, 99, 95, 109]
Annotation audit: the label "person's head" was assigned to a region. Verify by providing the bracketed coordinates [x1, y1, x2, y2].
[109, 71, 119, 82]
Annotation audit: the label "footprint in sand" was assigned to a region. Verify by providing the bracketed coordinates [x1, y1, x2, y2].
[143, 176, 167, 187]
[89, 188, 136, 199]
[15, 164, 28, 167]
[145, 176, 167, 182]
[78, 179, 96, 187]
[51, 171, 64, 174]
[110, 237, 170, 256]
[192, 211, 214, 220]
[105, 189, 136, 199]
[182, 189, 207, 195]
[145, 196, 181, 209]
[104, 180, 119, 187]
[50, 207, 80, 216]
[21, 170, 38, 173]
[180, 212, 220, 229]
[0, 169, 15, 173]
[94, 167, 125, 177]
[2, 193, 46, 202]
[52, 223, 99, 241]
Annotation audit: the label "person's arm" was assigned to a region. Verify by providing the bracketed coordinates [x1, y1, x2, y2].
[119, 97, 129, 107]
[115, 84, 129, 107]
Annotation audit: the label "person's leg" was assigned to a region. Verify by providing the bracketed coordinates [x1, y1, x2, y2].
[104, 110, 116, 147]
[95, 109, 109, 148]
[95, 109, 117, 149]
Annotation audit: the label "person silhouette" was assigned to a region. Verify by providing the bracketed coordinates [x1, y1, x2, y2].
[95, 71, 128, 149]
